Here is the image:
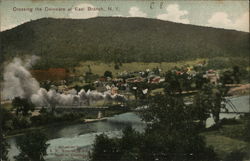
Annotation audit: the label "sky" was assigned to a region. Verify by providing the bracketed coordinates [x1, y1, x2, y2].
[0, 0, 249, 32]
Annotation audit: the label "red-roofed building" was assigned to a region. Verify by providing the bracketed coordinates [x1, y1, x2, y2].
[31, 68, 69, 81]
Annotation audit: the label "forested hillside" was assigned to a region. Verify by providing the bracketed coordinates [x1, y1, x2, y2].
[1, 17, 249, 69]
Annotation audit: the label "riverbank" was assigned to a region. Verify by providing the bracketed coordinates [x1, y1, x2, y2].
[5, 118, 83, 139]
[201, 116, 250, 160]
[5, 92, 249, 138]
[227, 83, 250, 96]
[6, 94, 249, 161]
[5, 109, 128, 139]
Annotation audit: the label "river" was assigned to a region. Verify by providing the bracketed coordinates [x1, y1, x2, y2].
[7, 95, 249, 161]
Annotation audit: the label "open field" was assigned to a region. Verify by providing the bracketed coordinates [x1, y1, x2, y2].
[202, 118, 250, 160]
[203, 133, 250, 160]
[74, 59, 206, 77]
[73, 57, 250, 77]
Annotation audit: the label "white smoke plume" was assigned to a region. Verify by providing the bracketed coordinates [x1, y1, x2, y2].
[2, 56, 127, 107]
[2, 56, 40, 100]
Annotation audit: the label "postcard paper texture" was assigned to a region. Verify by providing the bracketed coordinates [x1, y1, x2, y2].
[0, 0, 249, 161]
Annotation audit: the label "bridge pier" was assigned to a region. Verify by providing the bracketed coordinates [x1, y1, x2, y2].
[97, 111, 103, 119]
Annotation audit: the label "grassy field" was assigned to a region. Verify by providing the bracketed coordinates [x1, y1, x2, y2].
[1, 102, 12, 110]
[202, 120, 250, 160]
[74, 59, 206, 77]
[202, 132, 250, 160]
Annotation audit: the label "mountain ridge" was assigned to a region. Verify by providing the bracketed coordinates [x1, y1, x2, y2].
[1, 17, 249, 68]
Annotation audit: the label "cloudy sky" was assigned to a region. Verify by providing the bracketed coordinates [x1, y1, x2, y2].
[0, 0, 249, 32]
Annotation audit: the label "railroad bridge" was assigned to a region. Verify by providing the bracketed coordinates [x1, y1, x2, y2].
[54, 105, 129, 118]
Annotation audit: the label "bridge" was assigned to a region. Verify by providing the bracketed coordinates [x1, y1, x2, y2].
[53, 105, 129, 119]
[132, 98, 249, 115]
[223, 98, 250, 114]
[54, 104, 128, 112]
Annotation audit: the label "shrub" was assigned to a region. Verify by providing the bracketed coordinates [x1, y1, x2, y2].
[12, 116, 31, 129]
[14, 131, 49, 161]
[224, 150, 247, 161]
[220, 118, 241, 125]
[243, 115, 250, 142]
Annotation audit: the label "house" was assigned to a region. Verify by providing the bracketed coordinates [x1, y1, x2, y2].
[126, 77, 145, 83]
[203, 70, 219, 84]
[149, 76, 161, 84]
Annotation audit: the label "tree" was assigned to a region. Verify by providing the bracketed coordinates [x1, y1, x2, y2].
[91, 93, 219, 161]
[232, 66, 241, 84]
[200, 84, 227, 126]
[191, 92, 211, 128]
[14, 131, 49, 161]
[194, 72, 208, 89]
[119, 126, 141, 160]
[191, 83, 229, 128]
[220, 66, 241, 85]
[140, 94, 219, 161]
[243, 114, 250, 142]
[12, 97, 35, 116]
[191, 83, 228, 127]
[0, 107, 14, 131]
[90, 134, 121, 161]
[104, 71, 113, 78]
[0, 132, 9, 161]
[153, 67, 160, 75]
[224, 150, 246, 161]
[221, 71, 234, 85]
[164, 71, 182, 94]
[114, 63, 120, 70]
[90, 127, 141, 161]
[84, 65, 99, 83]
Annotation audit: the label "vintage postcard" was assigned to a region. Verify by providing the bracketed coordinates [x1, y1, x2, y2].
[0, 0, 249, 161]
